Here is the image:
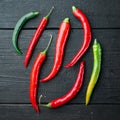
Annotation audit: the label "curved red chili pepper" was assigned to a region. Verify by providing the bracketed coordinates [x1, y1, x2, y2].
[24, 7, 54, 67]
[42, 61, 85, 108]
[30, 53, 46, 113]
[30, 35, 52, 113]
[40, 18, 70, 83]
[65, 6, 91, 68]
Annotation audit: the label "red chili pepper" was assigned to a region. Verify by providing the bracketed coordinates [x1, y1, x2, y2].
[24, 7, 54, 67]
[42, 61, 85, 108]
[29, 35, 52, 113]
[40, 18, 70, 83]
[65, 6, 91, 68]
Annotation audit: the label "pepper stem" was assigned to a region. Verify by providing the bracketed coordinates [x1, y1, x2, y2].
[72, 6, 77, 12]
[44, 6, 54, 19]
[94, 39, 98, 45]
[33, 11, 39, 16]
[38, 95, 43, 106]
[41, 103, 51, 108]
[63, 18, 70, 23]
[38, 95, 51, 108]
[42, 34, 53, 55]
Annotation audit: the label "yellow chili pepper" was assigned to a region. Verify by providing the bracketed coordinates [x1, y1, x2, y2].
[86, 39, 102, 105]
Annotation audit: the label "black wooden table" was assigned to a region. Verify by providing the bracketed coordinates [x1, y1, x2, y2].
[0, 0, 120, 120]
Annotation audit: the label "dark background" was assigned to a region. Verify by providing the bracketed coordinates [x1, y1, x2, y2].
[0, 0, 120, 120]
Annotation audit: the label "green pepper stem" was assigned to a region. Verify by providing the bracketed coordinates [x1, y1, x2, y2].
[42, 34, 53, 55]
[40, 103, 51, 108]
[38, 95, 51, 108]
[38, 95, 43, 106]
[94, 39, 98, 45]
[44, 6, 54, 19]
[63, 18, 70, 23]
[72, 6, 77, 12]
[33, 11, 39, 16]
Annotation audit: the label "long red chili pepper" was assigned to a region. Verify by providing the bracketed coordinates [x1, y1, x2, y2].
[40, 18, 70, 83]
[24, 7, 54, 67]
[65, 6, 91, 68]
[41, 61, 85, 108]
[30, 35, 52, 113]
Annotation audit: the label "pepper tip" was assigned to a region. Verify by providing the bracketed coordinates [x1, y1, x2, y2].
[24, 61, 28, 68]
[85, 103, 88, 106]
[85, 99, 89, 106]
[16, 49, 23, 55]
[35, 107, 40, 113]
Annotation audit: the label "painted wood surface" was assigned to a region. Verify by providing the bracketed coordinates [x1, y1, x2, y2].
[0, 0, 120, 119]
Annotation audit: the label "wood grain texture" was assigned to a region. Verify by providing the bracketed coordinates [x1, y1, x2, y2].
[0, 105, 120, 120]
[0, 0, 120, 119]
[0, 29, 120, 104]
[0, 0, 120, 28]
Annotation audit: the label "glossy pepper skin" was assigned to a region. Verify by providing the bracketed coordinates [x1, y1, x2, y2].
[42, 61, 85, 108]
[65, 6, 91, 68]
[30, 35, 52, 113]
[12, 12, 39, 54]
[86, 39, 102, 105]
[24, 7, 54, 67]
[40, 18, 70, 83]
[30, 52, 46, 113]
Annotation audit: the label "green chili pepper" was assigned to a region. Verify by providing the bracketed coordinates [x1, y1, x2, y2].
[86, 39, 102, 105]
[12, 11, 39, 54]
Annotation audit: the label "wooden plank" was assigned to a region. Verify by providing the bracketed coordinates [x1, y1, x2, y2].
[0, 104, 120, 120]
[0, 0, 120, 28]
[0, 29, 120, 104]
